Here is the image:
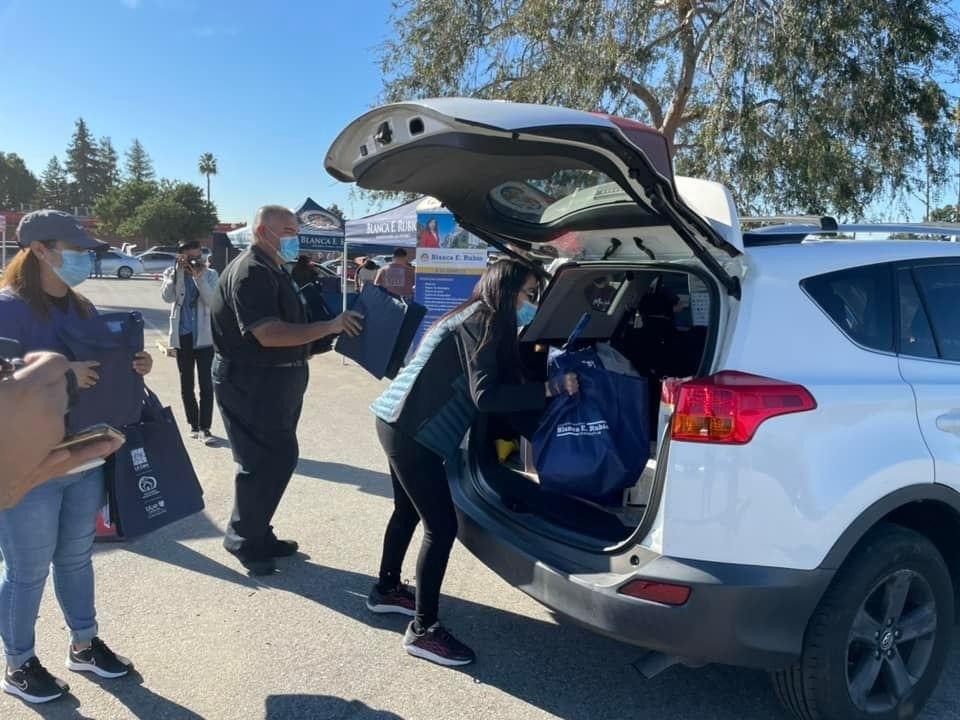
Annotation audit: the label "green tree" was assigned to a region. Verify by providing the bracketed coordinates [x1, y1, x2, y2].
[198, 152, 217, 203]
[64, 118, 100, 209]
[34, 156, 71, 210]
[93, 179, 159, 237]
[380, 0, 960, 218]
[0, 152, 39, 210]
[108, 180, 218, 243]
[327, 202, 346, 223]
[125, 139, 155, 183]
[98, 137, 121, 190]
[929, 204, 957, 223]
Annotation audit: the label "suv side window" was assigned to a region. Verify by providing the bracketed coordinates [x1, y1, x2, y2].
[897, 270, 938, 359]
[802, 263, 894, 353]
[911, 264, 960, 361]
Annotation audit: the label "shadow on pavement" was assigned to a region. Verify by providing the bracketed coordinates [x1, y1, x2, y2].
[6, 671, 198, 720]
[259, 562, 794, 720]
[82, 670, 204, 720]
[94, 508, 260, 590]
[8, 693, 94, 720]
[295, 459, 392, 499]
[266, 695, 405, 719]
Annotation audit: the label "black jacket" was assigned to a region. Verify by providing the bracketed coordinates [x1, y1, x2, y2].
[389, 312, 546, 458]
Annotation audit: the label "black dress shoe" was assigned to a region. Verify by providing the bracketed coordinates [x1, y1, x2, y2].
[268, 538, 299, 558]
[225, 547, 276, 576]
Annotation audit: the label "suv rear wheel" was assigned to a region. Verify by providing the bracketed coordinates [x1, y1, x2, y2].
[773, 523, 953, 720]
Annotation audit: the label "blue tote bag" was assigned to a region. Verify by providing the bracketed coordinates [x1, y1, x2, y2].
[534, 314, 651, 499]
[106, 389, 204, 539]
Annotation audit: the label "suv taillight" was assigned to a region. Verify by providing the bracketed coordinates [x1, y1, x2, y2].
[671, 371, 816, 444]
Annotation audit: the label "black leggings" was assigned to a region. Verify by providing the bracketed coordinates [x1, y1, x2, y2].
[376, 418, 457, 630]
[176, 333, 214, 432]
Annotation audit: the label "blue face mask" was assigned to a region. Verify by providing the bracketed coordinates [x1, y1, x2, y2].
[53, 249, 92, 287]
[517, 299, 538, 327]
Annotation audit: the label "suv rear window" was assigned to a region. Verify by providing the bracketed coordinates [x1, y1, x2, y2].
[802, 264, 894, 352]
[910, 264, 960, 361]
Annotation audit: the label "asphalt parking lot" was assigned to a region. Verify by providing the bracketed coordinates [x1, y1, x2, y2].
[3, 275, 960, 720]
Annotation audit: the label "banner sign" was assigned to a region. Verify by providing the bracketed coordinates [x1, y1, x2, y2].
[412, 212, 487, 348]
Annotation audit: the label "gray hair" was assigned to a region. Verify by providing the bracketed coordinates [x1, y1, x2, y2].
[253, 205, 295, 240]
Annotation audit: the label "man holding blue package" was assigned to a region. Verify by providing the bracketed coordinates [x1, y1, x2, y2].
[212, 205, 363, 575]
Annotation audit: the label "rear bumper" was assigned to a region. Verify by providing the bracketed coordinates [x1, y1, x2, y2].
[456, 508, 833, 669]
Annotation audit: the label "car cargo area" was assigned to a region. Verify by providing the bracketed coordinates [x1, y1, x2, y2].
[468, 261, 719, 549]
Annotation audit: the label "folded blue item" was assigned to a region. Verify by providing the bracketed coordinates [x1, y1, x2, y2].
[336, 283, 426, 380]
[58, 312, 145, 433]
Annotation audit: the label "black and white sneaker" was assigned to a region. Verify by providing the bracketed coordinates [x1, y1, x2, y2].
[367, 583, 416, 616]
[66, 637, 131, 679]
[403, 622, 476, 666]
[2, 657, 69, 704]
[201, 431, 216, 446]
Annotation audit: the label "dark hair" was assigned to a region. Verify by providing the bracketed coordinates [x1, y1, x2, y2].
[178, 239, 201, 252]
[0, 243, 94, 320]
[363, 259, 379, 270]
[393, 248, 407, 259]
[436, 258, 536, 366]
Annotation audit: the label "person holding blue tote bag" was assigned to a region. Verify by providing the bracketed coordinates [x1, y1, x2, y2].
[368, 259, 578, 668]
[0, 211, 152, 704]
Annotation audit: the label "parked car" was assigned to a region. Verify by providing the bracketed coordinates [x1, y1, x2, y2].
[98, 248, 144, 279]
[141, 244, 211, 257]
[136, 250, 179, 274]
[327, 98, 960, 720]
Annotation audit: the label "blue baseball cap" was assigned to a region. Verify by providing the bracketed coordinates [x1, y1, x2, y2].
[17, 210, 107, 251]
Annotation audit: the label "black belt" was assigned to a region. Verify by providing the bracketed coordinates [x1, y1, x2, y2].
[214, 355, 307, 369]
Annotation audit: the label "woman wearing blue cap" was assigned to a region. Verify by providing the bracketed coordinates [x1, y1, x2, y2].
[0, 210, 153, 704]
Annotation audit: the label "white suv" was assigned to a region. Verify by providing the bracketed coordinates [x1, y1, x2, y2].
[327, 98, 960, 720]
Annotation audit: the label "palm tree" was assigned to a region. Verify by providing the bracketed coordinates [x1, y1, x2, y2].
[198, 152, 217, 203]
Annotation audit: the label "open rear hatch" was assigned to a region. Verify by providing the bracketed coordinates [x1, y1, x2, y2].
[325, 98, 742, 294]
[326, 98, 738, 550]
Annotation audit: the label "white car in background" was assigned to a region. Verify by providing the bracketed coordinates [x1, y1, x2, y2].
[136, 250, 179, 274]
[98, 248, 144, 279]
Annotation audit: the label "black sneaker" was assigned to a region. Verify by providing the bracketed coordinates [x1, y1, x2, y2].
[201, 431, 216, 446]
[67, 637, 131, 679]
[2, 657, 69, 703]
[403, 622, 476, 666]
[367, 583, 416, 616]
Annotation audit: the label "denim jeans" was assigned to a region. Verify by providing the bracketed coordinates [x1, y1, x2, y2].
[0, 467, 104, 668]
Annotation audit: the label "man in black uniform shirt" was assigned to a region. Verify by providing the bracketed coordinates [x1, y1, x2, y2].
[212, 205, 362, 575]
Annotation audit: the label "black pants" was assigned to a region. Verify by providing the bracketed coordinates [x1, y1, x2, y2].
[176, 333, 214, 432]
[213, 355, 309, 558]
[376, 418, 458, 630]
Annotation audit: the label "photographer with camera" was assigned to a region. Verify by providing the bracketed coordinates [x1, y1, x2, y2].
[161, 240, 219, 446]
[0, 350, 122, 511]
[0, 210, 153, 703]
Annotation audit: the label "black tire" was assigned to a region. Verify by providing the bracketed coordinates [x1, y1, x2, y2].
[772, 523, 954, 720]
[117, 266, 133, 279]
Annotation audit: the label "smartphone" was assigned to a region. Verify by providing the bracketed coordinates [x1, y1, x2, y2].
[52, 423, 125, 452]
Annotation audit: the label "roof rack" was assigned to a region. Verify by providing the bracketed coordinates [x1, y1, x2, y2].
[741, 215, 839, 232]
[743, 221, 960, 247]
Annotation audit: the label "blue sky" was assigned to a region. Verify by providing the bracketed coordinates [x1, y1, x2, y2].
[0, 0, 396, 223]
[0, 0, 951, 224]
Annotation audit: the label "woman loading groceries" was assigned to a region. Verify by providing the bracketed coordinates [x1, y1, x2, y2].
[366, 258, 578, 667]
